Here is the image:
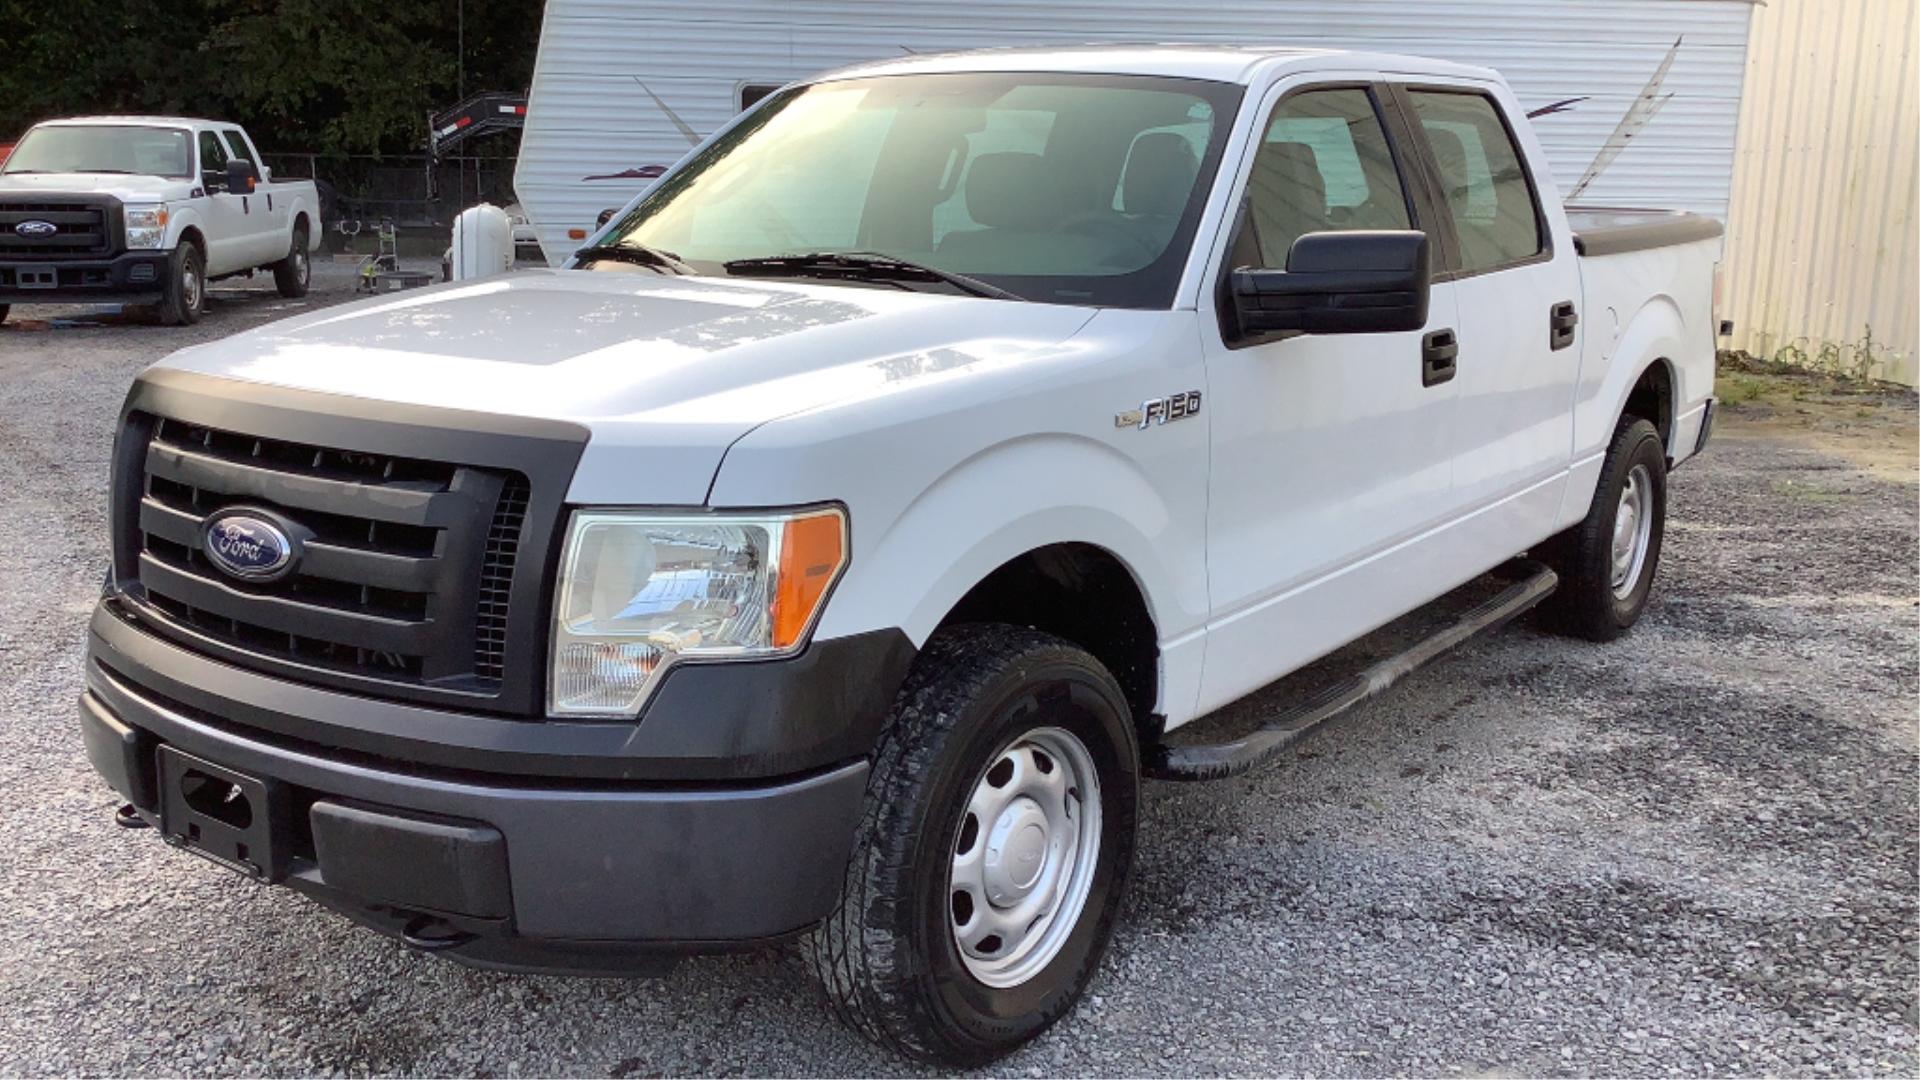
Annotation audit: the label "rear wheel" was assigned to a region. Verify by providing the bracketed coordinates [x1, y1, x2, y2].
[1538, 417, 1667, 640]
[273, 225, 311, 297]
[810, 625, 1139, 1066]
[158, 243, 205, 326]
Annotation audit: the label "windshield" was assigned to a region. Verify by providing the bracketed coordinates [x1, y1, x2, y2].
[2, 125, 193, 178]
[600, 73, 1242, 307]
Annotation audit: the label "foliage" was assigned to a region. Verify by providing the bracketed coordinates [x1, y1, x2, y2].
[0, 1, 543, 157]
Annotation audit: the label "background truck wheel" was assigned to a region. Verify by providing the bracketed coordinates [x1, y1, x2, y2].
[0, 303, 8, 325]
[274, 226, 311, 298]
[1538, 417, 1668, 641]
[159, 243, 205, 326]
[810, 624, 1139, 1066]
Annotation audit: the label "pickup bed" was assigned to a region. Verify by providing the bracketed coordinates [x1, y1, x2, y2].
[0, 116, 319, 325]
[78, 47, 1718, 1064]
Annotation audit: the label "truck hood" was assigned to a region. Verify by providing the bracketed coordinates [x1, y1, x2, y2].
[0, 171, 191, 202]
[152, 268, 1098, 504]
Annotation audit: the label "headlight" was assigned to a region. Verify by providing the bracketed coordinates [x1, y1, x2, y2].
[125, 204, 168, 249]
[548, 506, 848, 718]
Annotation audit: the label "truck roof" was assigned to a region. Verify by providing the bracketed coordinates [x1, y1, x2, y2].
[34, 116, 229, 130]
[819, 44, 1499, 86]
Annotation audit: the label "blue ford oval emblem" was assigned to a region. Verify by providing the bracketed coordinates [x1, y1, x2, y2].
[203, 510, 297, 582]
[14, 220, 58, 239]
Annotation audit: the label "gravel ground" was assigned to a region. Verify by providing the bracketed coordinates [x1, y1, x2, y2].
[0, 273, 1914, 1076]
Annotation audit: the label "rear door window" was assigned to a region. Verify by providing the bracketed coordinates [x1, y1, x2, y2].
[1405, 90, 1546, 272]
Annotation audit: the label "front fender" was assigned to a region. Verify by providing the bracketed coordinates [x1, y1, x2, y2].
[703, 307, 1214, 720]
[850, 433, 1180, 648]
[163, 206, 208, 250]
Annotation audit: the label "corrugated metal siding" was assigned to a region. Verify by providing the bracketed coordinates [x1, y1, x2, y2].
[1722, 0, 1919, 384]
[517, 0, 1759, 263]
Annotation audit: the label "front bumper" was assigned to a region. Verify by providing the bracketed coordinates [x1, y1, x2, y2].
[0, 250, 170, 304]
[81, 603, 915, 973]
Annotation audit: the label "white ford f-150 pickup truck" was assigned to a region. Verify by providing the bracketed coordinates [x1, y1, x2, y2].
[79, 48, 1720, 1063]
[0, 116, 319, 325]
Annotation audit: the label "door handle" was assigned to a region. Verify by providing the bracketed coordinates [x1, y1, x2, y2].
[1550, 300, 1578, 351]
[1422, 328, 1459, 387]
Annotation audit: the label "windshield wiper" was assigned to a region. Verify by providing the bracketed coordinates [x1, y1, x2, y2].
[723, 251, 1019, 301]
[572, 242, 694, 275]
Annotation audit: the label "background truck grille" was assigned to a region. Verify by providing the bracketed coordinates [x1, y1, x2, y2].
[0, 198, 114, 256]
[127, 416, 531, 698]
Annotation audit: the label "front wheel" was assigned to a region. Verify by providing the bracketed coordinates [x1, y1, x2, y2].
[1538, 417, 1668, 640]
[810, 625, 1139, 1066]
[158, 243, 205, 326]
[273, 226, 311, 298]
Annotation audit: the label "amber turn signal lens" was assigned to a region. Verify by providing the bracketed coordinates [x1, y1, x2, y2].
[771, 510, 846, 649]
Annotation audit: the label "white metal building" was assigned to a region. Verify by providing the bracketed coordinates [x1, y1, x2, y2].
[1721, 0, 1918, 384]
[516, 0, 1762, 264]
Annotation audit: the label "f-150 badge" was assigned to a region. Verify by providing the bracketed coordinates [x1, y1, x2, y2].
[1116, 391, 1201, 430]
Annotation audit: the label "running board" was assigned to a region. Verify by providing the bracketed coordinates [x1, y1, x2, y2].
[1145, 560, 1559, 783]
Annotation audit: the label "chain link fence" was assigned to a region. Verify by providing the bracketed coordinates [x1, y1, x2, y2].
[262, 152, 520, 248]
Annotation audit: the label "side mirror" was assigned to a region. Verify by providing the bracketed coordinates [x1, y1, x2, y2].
[225, 158, 260, 195]
[1229, 230, 1431, 337]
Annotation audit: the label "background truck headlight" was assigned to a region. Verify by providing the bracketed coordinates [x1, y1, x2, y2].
[548, 507, 848, 717]
[125, 204, 168, 249]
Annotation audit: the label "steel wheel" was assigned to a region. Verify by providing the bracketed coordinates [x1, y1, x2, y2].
[292, 247, 309, 287]
[181, 261, 202, 311]
[1610, 463, 1653, 598]
[948, 726, 1102, 988]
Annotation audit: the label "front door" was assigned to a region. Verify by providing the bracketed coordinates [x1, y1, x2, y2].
[1196, 81, 1463, 715]
[195, 130, 250, 275]
[222, 128, 287, 265]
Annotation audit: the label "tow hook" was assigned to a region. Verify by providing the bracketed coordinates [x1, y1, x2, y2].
[115, 803, 151, 830]
[401, 914, 477, 952]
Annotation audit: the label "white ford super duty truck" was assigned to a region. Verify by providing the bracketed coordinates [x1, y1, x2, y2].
[80, 48, 1720, 1063]
[0, 116, 319, 326]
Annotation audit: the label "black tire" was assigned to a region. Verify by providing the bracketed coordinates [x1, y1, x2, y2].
[810, 624, 1139, 1066]
[1537, 417, 1667, 641]
[158, 243, 205, 326]
[273, 225, 311, 298]
[0, 303, 9, 325]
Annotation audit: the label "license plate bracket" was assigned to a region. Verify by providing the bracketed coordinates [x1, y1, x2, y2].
[157, 746, 289, 882]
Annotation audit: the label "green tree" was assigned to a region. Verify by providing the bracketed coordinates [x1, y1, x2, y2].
[0, 0, 543, 158]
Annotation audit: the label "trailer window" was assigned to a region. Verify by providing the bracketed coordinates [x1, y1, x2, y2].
[739, 84, 782, 111]
[1406, 90, 1546, 272]
[603, 72, 1243, 308]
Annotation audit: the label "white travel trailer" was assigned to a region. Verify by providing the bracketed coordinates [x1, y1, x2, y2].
[514, 0, 1759, 265]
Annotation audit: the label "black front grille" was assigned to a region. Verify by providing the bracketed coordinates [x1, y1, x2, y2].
[127, 416, 531, 696]
[0, 198, 113, 256]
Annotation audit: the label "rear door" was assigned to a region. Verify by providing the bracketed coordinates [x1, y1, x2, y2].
[1390, 83, 1582, 550]
[1195, 80, 1464, 715]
